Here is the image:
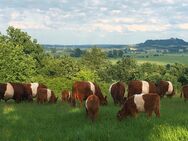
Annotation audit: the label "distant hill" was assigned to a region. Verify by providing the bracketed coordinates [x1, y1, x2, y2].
[137, 38, 188, 48]
[42, 44, 128, 49]
[41, 38, 188, 50]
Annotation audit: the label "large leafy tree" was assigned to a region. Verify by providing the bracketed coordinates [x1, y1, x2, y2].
[40, 55, 80, 78]
[0, 43, 36, 82]
[3, 26, 44, 68]
[81, 47, 110, 71]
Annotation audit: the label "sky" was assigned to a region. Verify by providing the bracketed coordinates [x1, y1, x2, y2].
[0, 0, 188, 45]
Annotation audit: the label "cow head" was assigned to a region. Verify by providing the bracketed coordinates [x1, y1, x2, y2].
[117, 103, 128, 121]
[101, 95, 108, 105]
[120, 97, 127, 105]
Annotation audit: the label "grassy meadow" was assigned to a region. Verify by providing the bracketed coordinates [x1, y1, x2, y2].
[110, 53, 188, 65]
[137, 54, 188, 65]
[0, 95, 188, 141]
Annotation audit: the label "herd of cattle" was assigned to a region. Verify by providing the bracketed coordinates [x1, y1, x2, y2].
[0, 80, 188, 121]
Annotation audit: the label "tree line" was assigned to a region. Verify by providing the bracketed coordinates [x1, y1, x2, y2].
[0, 27, 188, 93]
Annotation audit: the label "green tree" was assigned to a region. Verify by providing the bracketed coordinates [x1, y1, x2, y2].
[81, 47, 110, 71]
[70, 48, 83, 57]
[4, 26, 45, 68]
[0, 43, 36, 82]
[40, 55, 80, 78]
[139, 62, 165, 81]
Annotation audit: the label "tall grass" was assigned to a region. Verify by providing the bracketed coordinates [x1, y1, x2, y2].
[0, 97, 188, 141]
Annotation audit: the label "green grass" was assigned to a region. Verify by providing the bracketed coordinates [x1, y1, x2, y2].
[0, 96, 188, 141]
[137, 54, 188, 65]
[110, 53, 188, 65]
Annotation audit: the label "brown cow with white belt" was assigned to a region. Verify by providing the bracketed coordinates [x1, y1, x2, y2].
[109, 81, 126, 105]
[180, 85, 188, 102]
[61, 90, 72, 103]
[23, 83, 47, 98]
[72, 81, 107, 107]
[117, 93, 160, 120]
[85, 94, 100, 122]
[0, 83, 32, 103]
[37, 88, 58, 104]
[127, 80, 157, 97]
[156, 80, 175, 98]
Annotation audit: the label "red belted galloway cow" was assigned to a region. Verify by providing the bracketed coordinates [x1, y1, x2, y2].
[127, 80, 157, 97]
[180, 85, 188, 102]
[23, 83, 47, 98]
[72, 81, 107, 107]
[37, 88, 58, 104]
[0, 83, 33, 103]
[109, 81, 126, 105]
[85, 94, 100, 122]
[61, 90, 72, 103]
[156, 80, 175, 98]
[117, 93, 160, 120]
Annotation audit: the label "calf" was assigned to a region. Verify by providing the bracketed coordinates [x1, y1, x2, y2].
[23, 83, 47, 98]
[117, 93, 160, 120]
[85, 94, 100, 122]
[0, 83, 32, 103]
[127, 80, 157, 97]
[37, 88, 58, 104]
[61, 90, 71, 103]
[72, 81, 107, 107]
[180, 85, 188, 102]
[157, 80, 175, 98]
[109, 81, 126, 105]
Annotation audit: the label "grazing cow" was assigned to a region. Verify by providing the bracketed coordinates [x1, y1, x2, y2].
[0, 83, 32, 103]
[127, 80, 157, 97]
[37, 88, 58, 104]
[157, 80, 175, 98]
[109, 81, 126, 105]
[61, 90, 72, 103]
[117, 93, 160, 120]
[180, 85, 188, 102]
[23, 83, 47, 98]
[72, 81, 107, 107]
[85, 94, 100, 122]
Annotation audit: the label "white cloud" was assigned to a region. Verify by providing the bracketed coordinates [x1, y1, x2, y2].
[126, 24, 171, 32]
[9, 21, 49, 29]
[177, 23, 188, 30]
[0, 0, 188, 43]
[92, 22, 124, 32]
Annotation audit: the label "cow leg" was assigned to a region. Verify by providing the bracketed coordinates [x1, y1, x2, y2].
[114, 99, 118, 105]
[147, 111, 153, 118]
[85, 108, 88, 117]
[130, 109, 137, 118]
[79, 100, 83, 107]
[154, 108, 160, 118]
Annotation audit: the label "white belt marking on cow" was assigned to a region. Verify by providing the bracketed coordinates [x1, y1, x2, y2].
[134, 94, 145, 112]
[85, 97, 89, 109]
[68, 91, 71, 99]
[31, 83, 39, 97]
[47, 89, 51, 101]
[4, 83, 14, 100]
[109, 82, 117, 94]
[142, 81, 149, 94]
[167, 81, 173, 95]
[88, 81, 95, 94]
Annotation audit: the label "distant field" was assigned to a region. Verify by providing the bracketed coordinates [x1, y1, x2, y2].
[110, 53, 188, 65]
[0, 96, 188, 141]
